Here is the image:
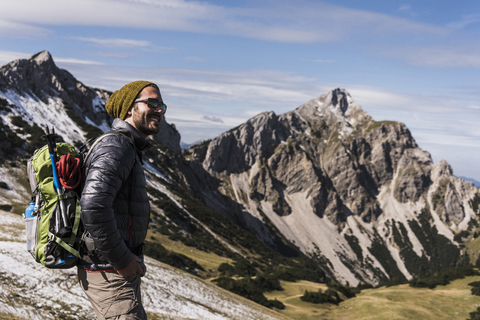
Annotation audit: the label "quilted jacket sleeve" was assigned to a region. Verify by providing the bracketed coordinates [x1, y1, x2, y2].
[80, 134, 136, 271]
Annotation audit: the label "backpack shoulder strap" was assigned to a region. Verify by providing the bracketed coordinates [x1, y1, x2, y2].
[84, 129, 136, 163]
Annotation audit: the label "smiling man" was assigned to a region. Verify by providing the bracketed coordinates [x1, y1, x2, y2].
[78, 81, 166, 320]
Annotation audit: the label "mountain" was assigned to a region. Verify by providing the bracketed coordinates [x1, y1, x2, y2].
[182, 89, 480, 285]
[0, 51, 479, 315]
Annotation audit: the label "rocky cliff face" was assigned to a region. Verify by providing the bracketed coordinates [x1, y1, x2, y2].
[186, 88, 479, 285]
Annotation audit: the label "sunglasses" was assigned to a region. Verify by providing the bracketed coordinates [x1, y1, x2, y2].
[134, 98, 167, 114]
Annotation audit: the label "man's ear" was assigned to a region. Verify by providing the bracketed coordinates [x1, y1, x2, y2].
[125, 106, 134, 119]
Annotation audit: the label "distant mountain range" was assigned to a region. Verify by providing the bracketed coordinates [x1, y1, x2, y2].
[1, 51, 479, 305]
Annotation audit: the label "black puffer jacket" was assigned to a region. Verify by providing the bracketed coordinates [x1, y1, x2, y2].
[80, 119, 151, 271]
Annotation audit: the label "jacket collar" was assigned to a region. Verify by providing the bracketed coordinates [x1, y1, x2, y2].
[111, 118, 152, 152]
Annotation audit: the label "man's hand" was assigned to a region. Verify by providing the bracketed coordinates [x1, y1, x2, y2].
[117, 254, 147, 278]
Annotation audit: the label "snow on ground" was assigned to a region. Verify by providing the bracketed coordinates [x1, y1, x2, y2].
[2, 90, 85, 145]
[0, 209, 288, 320]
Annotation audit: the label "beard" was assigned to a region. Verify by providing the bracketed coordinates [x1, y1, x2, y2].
[131, 104, 161, 137]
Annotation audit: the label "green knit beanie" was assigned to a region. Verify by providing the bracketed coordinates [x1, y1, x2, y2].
[105, 80, 159, 120]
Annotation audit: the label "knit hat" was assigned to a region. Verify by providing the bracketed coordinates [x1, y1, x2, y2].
[105, 81, 159, 120]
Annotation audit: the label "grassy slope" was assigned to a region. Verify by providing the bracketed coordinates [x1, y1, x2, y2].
[147, 231, 235, 277]
[265, 276, 480, 320]
[467, 237, 480, 264]
[148, 231, 480, 320]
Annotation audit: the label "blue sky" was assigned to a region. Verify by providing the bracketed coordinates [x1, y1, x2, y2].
[1, 0, 479, 182]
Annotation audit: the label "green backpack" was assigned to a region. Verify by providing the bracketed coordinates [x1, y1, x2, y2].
[25, 129, 132, 269]
[25, 142, 81, 268]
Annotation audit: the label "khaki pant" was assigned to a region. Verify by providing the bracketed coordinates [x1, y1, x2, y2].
[78, 268, 147, 320]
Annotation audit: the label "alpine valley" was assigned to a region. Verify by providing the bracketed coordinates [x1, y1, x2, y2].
[1, 51, 479, 319]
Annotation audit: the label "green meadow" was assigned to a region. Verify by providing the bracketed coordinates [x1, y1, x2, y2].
[265, 276, 480, 320]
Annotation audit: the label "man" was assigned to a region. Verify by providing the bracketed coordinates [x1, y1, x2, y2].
[78, 80, 167, 319]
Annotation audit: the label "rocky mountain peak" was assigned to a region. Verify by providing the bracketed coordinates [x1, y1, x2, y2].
[321, 88, 350, 114]
[31, 50, 54, 65]
[0, 51, 181, 152]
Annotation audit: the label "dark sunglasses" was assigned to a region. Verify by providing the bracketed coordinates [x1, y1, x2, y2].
[134, 98, 167, 114]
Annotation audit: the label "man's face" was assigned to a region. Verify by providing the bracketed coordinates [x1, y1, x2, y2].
[125, 86, 164, 138]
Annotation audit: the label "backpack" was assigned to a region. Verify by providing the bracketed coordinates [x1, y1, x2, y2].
[24, 128, 133, 269]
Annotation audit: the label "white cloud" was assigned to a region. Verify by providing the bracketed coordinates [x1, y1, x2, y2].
[376, 46, 480, 68]
[398, 5, 411, 11]
[0, 50, 30, 65]
[0, 19, 50, 38]
[0, 0, 447, 43]
[54, 57, 104, 65]
[74, 37, 152, 48]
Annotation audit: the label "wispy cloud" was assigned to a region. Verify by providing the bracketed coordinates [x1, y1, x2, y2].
[74, 37, 151, 48]
[0, 19, 50, 38]
[376, 46, 480, 68]
[52, 57, 104, 65]
[0, 0, 447, 43]
[202, 115, 224, 123]
[0, 50, 30, 65]
[397, 4, 417, 17]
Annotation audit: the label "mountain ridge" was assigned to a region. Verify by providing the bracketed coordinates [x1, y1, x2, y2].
[182, 87, 479, 285]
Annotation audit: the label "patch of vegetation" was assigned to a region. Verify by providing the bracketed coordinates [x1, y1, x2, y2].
[24, 123, 46, 153]
[147, 186, 232, 258]
[469, 280, 480, 296]
[0, 117, 26, 156]
[454, 230, 471, 243]
[144, 240, 204, 276]
[301, 288, 341, 305]
[469, 218, 479, 231]
[409, 265, 479, 289]
[390, 220, 431, 277]
[365, 120, 398, 135]
[0, 97, 10, 112]
[344, 233, 363, 262]
[10, 116, 27, 128]
[407, 208, 461, 274]
[367, 232, 407, 283]
[471, 193, 480, 214]
[6, 115, 49, 153]
[469, 307, 480, 320]
[0, 182, 9, 190]
[213, 276, 285, 310]
[0, 205, 13, 211]
[218, 262, 236, 276]
[327, 281, 357, 298]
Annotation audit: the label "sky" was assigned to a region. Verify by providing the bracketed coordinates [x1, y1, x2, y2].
[0, 0, 479, 182]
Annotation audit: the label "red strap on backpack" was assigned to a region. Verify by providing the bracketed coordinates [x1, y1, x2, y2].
[56, 153, 81, 190]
